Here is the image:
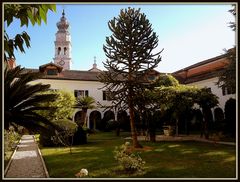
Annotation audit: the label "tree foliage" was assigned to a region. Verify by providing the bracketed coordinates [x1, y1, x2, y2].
[98, 8, 163, 148]
[75, 96, 96, 127]
[144, 75, 219, 138]
[217, 4, 236, 92]
[4, 65, 58, 131]
[217, 47, 236, 93]
[150, 79, 199, 135]
[147, 75, 198, 109]
[36, 90, 76, 121]
[51, 119, 78, 154]
[228, 5, 236, 31]
[195, 87, 219, 109]
[4, 4, 56, 61]
[35, 90, 77, 147]
[153, 74, 179, 87]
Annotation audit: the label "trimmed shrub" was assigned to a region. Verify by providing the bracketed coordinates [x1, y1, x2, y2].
[73, 126, 87, 145]
[51, 119, 78, 148]
[113, 142, 145, 173]
[39, 119, 78, 147]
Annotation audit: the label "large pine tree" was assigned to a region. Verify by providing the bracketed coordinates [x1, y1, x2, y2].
[99, 8, 163, 148]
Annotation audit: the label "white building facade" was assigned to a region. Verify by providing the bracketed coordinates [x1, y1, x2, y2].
[173, 53, 236, 113]
[28, 66, 114, 129]
[26, 11, 235, 129]
[188, 77, 235, 110]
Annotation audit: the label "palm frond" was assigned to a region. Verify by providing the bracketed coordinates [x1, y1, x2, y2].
[4, 65, 59, 131]
[75, 96, 96, 109]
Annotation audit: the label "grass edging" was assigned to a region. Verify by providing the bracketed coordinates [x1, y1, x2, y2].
[33, 135, 49, 178]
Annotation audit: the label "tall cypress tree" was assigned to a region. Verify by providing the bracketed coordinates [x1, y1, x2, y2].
[99, 8, 163, 148]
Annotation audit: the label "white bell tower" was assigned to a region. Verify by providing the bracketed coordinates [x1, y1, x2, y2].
[53, 10, 72, 70]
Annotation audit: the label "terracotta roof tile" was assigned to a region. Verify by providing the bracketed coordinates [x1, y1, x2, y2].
[25, 69, 101, 81]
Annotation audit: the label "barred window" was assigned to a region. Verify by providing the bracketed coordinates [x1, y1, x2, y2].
[103, 91, 111, 101]
[74, 90, 89, 98]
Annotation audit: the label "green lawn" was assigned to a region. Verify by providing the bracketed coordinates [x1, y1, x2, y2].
[40, 132, 236, 178]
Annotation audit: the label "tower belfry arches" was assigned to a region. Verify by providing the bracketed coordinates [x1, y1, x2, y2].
[53, 9, 72, 70]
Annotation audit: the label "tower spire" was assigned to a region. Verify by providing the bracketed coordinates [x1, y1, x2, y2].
[94, 56, 96, 64]
[62, 9, 65, 17]
[88, 56, 101, 72]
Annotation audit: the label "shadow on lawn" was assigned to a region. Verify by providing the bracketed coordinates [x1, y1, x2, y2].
[41, 139, 236, 178]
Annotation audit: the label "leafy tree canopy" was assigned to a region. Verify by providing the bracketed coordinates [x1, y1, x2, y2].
[196, 88, 219, 109]
[4, 4, 56, 61]
[153, 74, 179, 88]
[144, 74, 219, 137]
[36, 90, 76, 121]
[146, 75, 219, 116]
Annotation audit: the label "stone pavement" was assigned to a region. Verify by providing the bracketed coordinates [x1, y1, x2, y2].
[4, 135, 49, 178]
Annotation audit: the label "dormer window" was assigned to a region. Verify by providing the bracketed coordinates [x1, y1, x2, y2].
[47, 69, 58, 75]
[148, 75, 156, 81]
[39, 62, 63, 75]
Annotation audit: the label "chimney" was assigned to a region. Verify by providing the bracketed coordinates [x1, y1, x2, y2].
[7, 58, 16, 69]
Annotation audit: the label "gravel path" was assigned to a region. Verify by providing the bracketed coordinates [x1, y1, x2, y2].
[5, 135, 47, 178]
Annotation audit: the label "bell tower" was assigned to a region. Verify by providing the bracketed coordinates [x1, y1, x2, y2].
[53, 10, 72, 70]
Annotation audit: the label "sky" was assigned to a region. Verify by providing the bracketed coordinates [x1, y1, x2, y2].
[4, 3, 236, 73]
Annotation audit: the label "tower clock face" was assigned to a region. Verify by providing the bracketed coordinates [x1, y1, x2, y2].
[59, 60, 65, 66]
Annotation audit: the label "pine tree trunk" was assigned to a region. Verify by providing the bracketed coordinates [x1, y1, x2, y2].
[128, 87, 142, 148]
[129, 106, 142, 148]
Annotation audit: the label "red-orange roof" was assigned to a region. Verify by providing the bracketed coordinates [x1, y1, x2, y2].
[172, 52, 230, 84]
